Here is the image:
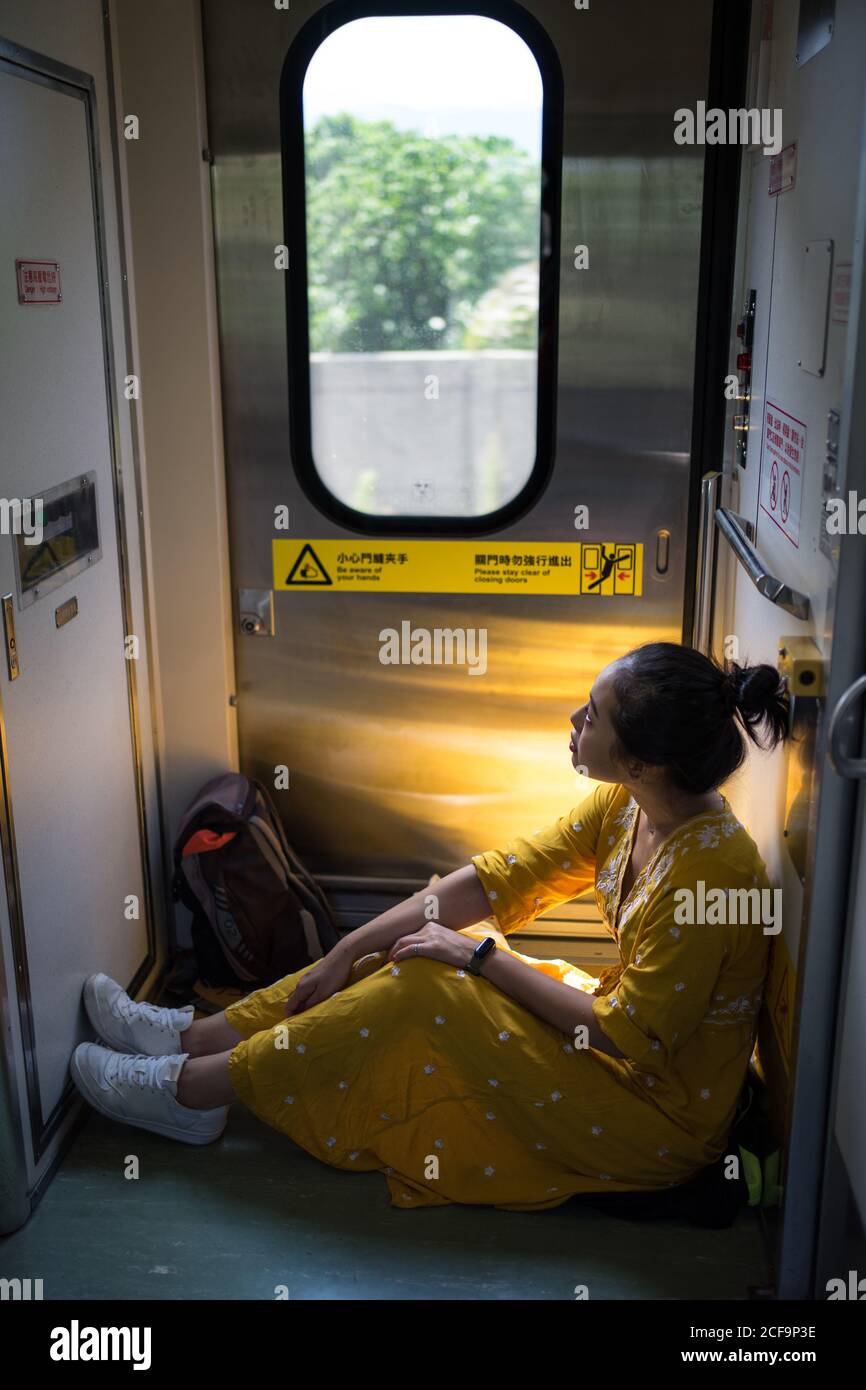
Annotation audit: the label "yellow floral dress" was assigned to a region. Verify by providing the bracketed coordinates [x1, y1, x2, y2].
[224, 781, 772, 1210]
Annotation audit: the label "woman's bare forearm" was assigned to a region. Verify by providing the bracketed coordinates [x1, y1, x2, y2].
[331, 864, 491, 964]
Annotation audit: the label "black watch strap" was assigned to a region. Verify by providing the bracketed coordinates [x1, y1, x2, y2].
[467, 936, 497, 976]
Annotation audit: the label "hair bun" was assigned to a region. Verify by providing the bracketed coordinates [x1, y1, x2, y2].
[733, 664, 775, 715]
[726, 661, 790, 746]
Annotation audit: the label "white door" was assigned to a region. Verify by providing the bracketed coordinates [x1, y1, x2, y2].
[0, 59, 149, 1160]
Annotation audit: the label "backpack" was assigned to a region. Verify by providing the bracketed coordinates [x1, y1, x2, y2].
[171, 772, 341, 989]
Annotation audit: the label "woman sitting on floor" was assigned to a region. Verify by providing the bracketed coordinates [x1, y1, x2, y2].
[72, 641, 790, 1212]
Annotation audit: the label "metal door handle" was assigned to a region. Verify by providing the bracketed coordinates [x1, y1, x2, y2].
[828, 674, 866, 778]
[654, 528, 670, 575]
[714, 507, 811, 620]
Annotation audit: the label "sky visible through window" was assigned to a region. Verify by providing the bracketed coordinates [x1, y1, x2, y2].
[303, 15, 542, 158]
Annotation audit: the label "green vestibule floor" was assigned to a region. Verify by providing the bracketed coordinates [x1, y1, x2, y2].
[2, 1096, 775, 1301]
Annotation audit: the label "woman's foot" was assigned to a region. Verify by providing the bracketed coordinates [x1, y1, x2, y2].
[69, 1043, 228, 1145]
[83, 973, 195, 1057]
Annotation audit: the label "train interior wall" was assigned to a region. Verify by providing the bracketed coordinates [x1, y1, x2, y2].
[711, 0, 866, 1290]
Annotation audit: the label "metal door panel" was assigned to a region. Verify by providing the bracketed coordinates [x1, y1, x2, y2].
[202, 0, 713, 877]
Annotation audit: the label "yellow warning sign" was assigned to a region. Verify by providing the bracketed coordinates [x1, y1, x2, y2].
[285, 542, 332, 586]
[273, 540, 643, 595]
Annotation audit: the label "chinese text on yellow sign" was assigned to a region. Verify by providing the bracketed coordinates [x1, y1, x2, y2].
[273, 541, 643, 596]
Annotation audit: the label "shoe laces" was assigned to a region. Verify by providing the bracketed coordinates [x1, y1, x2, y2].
[116, 996, 179, 1036]
[104, 1051, 178, 1091]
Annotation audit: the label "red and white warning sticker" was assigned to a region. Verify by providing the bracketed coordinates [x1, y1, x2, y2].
[759, 401, 805, 548]
[16, 259, 62, 304]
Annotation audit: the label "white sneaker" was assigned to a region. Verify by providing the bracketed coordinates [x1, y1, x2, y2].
[69, 1043, 228, 1145]
[84, 973, 195, 1057]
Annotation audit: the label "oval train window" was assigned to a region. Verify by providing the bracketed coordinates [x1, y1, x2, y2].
[281, 3, 563, 533]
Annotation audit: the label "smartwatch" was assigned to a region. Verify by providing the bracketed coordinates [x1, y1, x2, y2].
[466, 936, 497, 976]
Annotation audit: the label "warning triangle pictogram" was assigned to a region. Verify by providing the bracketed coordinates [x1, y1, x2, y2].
[285, 542, 332, 586]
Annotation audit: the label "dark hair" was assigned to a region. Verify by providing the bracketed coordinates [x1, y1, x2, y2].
[608, 642, 791, 794]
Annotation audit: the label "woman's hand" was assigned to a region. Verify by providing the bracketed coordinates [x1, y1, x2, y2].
[284, 948, 354, 1017]
[387, 921, 476, 970]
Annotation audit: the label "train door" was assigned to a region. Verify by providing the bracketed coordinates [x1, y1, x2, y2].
[0, 41, 153, 1217]
[201, 0, 724, 947]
